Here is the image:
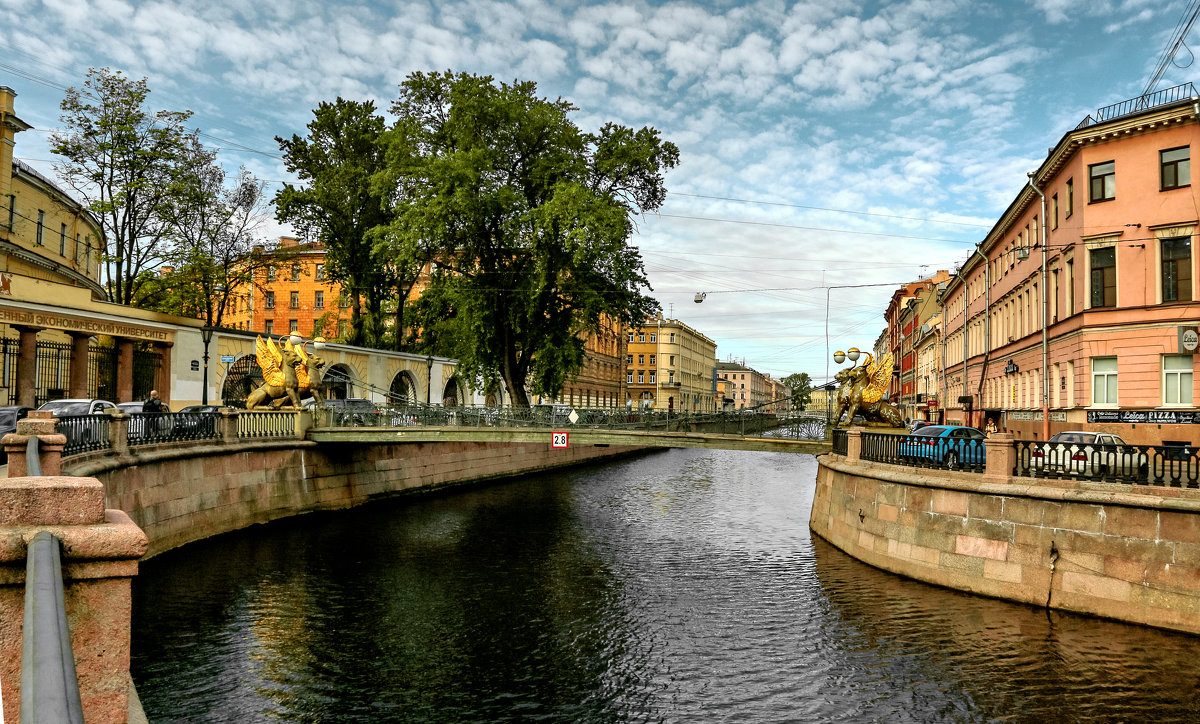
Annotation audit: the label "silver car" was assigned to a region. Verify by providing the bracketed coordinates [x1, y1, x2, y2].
[1030, 431, 1148, 479]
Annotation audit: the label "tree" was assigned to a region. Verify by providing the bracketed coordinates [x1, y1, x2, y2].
[782, 372, 813, 410]
[152, 136, 275, 330]
[275, 98, 410, 349]
[378, 71, 678, 407]
[51, 68, 196, 305]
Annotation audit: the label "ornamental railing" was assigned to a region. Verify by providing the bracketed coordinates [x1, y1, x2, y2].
[1015, 440, 1199, 488]
[237, 411, 297, 439]
[1076, 82, 1198, 129]
[859, 431, 986, 473]
[125, 412, 220, 446]
[56, 415, 111, 457]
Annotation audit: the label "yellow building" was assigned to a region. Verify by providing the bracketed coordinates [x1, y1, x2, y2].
[626, 316, 717, 412]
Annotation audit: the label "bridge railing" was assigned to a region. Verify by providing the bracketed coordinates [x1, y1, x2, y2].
[53, 410, 301, 459]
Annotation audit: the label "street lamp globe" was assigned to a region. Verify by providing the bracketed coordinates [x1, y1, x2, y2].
[833, 350, 846, 364]
[847, 347, 861, 363]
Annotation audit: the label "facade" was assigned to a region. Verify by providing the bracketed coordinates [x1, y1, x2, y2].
[912, 311, 943, 424]
[626, 316, 717, 412]
[715, 360, 773, 410]
[884, 271, 950, 421]
[941, 85, 1200, 443]
[557, 316, 626, 408]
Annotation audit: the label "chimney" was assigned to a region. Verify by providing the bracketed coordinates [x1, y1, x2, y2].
[0, 86, 32, 203]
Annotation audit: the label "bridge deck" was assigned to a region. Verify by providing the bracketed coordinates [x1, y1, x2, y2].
[309, 426, 832, 455]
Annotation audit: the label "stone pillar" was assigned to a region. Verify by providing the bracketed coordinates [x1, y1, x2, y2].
[14, 325, 37, 408]
[116, 338, 135, 403]
[154, 342, 173, 407]
[108, 411, 129, 456]
[0, 425, 148, 723]
[2, 411, 64, 477]
[983, 432, 1016, 481]
[219, 408, 239, 444]
[68, 332, 91, 399]
[846, 427, 863, 462]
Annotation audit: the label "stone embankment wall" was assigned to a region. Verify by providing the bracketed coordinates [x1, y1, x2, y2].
[813, 429, 1200, 636]
[67, 439, 644, 559]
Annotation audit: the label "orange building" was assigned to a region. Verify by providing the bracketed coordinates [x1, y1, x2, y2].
[941, 84, 1200, 444]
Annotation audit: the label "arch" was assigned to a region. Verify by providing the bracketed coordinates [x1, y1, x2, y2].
[441, 376, 462, 407]
[220, 354, 263, 408]
[323, 363, 354, 400]
[389, 370, 417, 405]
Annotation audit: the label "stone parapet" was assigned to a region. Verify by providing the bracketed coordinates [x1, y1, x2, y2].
[0, 474, 148, 723]
[812, 453, 1200, 636]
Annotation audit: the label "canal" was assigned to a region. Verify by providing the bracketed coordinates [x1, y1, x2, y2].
[131, 449, 1200, 722]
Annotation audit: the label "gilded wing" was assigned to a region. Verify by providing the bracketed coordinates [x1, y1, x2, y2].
[862, 352, 893, 404]
[256, 335, 285, 387]
[291, 340, 312, 389]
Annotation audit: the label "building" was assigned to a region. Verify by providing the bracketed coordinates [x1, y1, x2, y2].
[715, 359, 774, 410]
[912, 311, 943, 424]
[884, 271, 950, 421]
[940, 83, 1200, 443]
[556, 315, 626, 408]
[626, 316, 717, 412]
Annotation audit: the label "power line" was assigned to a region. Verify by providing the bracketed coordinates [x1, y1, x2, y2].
[651, 212, 976, 244]
[669, 192, 991, 229]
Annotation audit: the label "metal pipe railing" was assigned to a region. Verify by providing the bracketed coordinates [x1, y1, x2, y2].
[20, 531, 84, 724]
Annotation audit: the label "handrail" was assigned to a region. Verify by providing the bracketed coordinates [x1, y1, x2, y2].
[25, 435, 40, 477]
[21, 531, 84, 724]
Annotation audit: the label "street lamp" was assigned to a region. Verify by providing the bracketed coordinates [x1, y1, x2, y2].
[200, 325, 214, 405]
[426, 355, 434, 405]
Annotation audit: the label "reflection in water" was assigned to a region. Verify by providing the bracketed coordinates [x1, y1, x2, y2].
[133, 449, 1200, 722]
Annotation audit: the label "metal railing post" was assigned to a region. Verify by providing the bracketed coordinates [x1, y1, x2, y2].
[21, 531, 85, 724]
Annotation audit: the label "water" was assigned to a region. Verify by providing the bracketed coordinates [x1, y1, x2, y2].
[131, 449, 1200, 722]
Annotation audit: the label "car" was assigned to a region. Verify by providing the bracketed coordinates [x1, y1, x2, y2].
[37, 398, 119, 449]
[175, 405, 222, 437]
[1030, 431, 1148, 479]
[38, 398, 118, 416]
[308, 398, 379, 426]
[0, 405, 32, 463]
[898, 425, 987, 469]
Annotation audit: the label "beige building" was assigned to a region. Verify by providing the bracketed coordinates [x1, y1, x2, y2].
[626, 316, 717, 412]
[716, 360, 773, 410]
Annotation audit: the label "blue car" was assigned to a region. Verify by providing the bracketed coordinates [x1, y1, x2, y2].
[898, 425, 987, 469]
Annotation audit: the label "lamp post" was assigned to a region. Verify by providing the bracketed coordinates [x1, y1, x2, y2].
[200, 325, 214, 405]
[426, 355, 434, 405]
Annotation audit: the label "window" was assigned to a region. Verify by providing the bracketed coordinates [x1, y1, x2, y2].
[1161, 146, 1190, 190]
[638, 354, 644, 364]
[1089, 161, 1115, 202]
[340, 292, 350, 308]
[74, 233, 80, 261]
[638, 372, 645, 384]
[638, 333, 645, 342]
[267, 266, 276, 282]
[1065, 178, 1074, 217]
[649, 372, 656, 384]
[649, 355, 656, 365]
[265, 320, 274, 335]
[36, 210, 44, 245]
[670, 333, 675, 343]
[289, 291, 299, 309]
[1162, 236, 1192, 302]
[5, 194, 12, 230]
[265, 291, 276, 309]
[338, 319, 348, 337]
[670, 355, 675, 365]
[627, 371, 634, 383]
[59, 224, 67, 255]
[291, 263, 301, 282]
[649, 333, 656, 342]
[625, 355, 632, 364]
[1092, 357, 1117, 406]
[315, 291, 324, 309]
[627, 333, 633, 342]
[289, 319, 299, 333]
[1051, 193, 1059, 229]
[315, 264, 325, 280]
[1089, 246, 1116, 307]
[1164, 355, 1193, 405]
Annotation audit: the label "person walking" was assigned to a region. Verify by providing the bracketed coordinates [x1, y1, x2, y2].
[143, 390, 166, 413]
[985, 418, 997, 436]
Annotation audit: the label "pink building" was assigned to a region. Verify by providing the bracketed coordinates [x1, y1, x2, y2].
[941, 84, 1200, 445]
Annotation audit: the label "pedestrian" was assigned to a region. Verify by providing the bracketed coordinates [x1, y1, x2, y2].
[143, 390, 166, 413]
[985, 418, 997, 436]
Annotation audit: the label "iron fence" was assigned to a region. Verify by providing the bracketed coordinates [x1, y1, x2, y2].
[0, 337, 16, 405]
[126, 411, 221, 446]
[832, 429, 848, 455]
[56, 415, 110, 457]
[860, 431, 985, 473]
[1015, 440, 1199, 488]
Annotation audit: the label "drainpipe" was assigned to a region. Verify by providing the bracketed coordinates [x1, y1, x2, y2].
[1027, 171, 1050, 442]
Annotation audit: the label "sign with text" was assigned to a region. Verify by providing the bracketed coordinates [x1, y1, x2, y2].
[1087, 409, 1200, 424]
[551, 431, 569, 448]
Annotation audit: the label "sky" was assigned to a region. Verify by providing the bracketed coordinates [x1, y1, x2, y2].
[1, 0, 1196, 385]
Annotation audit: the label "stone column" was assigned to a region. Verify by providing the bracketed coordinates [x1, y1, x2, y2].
[115, 338, 135, 404]
[0, 417, 149, 723]
[68, 332, 91, 399]
[14, 325, 37, 408]
[2, 411, 64, 477]
[219, 408, 239, 444]
[846, 427, 863, 462]
[109, 411, 129, 456]
[154, 342, 173, 407]
[983, 432, 1016, 482]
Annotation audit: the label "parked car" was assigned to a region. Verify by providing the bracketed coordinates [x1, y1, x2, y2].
[38, 398, 118, 416]
[37, 398, 118, 449]
[176, 405, 222, 437]
[898, 425, 987, 468]
[0, 405, 32, 463]
[1030, 431, 1148, 479]
[308, 398, 379, 426]
[117, 400, 175, 437]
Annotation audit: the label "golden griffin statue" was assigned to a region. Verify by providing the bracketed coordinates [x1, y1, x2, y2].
[244, 336, 328, 410]
[832, 351, 905, 428]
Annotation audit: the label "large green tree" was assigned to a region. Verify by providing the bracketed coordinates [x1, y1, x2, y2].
[51, 68, 196, 305]
[378, 71, 678, 407]
[275, 98, 410, 349]
[782, 372, 814, 410]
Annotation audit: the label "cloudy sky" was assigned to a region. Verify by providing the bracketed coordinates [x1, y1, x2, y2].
[1, 0, 1193, 383]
